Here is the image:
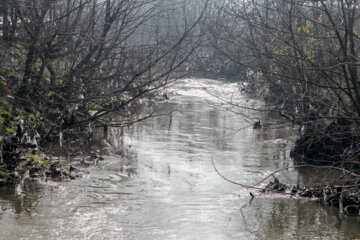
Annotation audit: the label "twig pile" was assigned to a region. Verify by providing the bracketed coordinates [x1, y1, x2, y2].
[263, 177, 360, 215]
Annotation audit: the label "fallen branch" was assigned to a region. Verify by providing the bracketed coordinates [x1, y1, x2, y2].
[212, 156, 360, 215]
[212, 156, 307, 189]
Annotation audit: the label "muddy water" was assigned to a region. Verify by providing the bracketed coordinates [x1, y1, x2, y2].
[1, 78, 360, 240]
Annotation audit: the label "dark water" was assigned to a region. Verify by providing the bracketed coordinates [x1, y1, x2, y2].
[1, 79, 360, 240]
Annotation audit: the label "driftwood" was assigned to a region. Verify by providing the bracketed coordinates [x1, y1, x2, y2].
[263, 177, 360, 215]
[212, 157, 360, 215]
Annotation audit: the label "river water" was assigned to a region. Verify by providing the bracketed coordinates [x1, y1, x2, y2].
[1, 78, 360, 239]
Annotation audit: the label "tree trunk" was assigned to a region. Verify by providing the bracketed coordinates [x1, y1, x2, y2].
[18, 44, 36, 95]
[2, 0, 9, 41]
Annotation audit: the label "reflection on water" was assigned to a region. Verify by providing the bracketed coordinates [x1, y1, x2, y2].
[0, 181, 42, 214]
[0, 78, 359, 240]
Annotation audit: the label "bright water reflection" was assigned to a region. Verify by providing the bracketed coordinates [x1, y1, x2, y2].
[0, 78, 360, 239]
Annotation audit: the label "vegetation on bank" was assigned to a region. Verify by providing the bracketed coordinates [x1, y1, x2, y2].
[200, 0, 360, 216]
[0, 147, 81, 185]
[203, 1, 360, 169]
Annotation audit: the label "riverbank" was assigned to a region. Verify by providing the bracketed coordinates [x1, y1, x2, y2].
[0, 146, 83, 186]
[238, 73, 360, 169]
[290, 118, 360, 168]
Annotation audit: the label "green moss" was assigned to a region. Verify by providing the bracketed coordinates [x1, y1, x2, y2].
[0, 107, 27, 135]
[23, 149, 40, 160]
[33, 154, 41, 163]
[14, 109, 23, 118]
[1, 109, 11, 120]
[88, 102, 102, 110]
[10, 42, 27, 55]
[40, 159, 49, 168]
[55, 79, 63, 85]
[4, 127, 16, 135]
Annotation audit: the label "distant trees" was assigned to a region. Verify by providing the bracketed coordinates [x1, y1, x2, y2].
[0, 0, 208, 139]
[203, 0, 360, 165]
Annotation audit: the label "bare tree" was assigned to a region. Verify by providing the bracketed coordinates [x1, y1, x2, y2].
[1, 0, 208, 140]
[201, 0, 360, 166]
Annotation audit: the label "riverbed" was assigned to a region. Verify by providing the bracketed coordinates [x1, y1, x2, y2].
[0, 78, 359, 239]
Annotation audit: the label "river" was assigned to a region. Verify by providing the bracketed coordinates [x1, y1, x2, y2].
[0, 78, 359, 239]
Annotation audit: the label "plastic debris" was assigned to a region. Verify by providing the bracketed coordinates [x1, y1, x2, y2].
[59, 132, 63, 147]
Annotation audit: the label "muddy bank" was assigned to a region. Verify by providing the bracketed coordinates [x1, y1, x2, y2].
[290, 119, 360, 167]
[0, 147, 84, 185]
[272, 118, 360, 215]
